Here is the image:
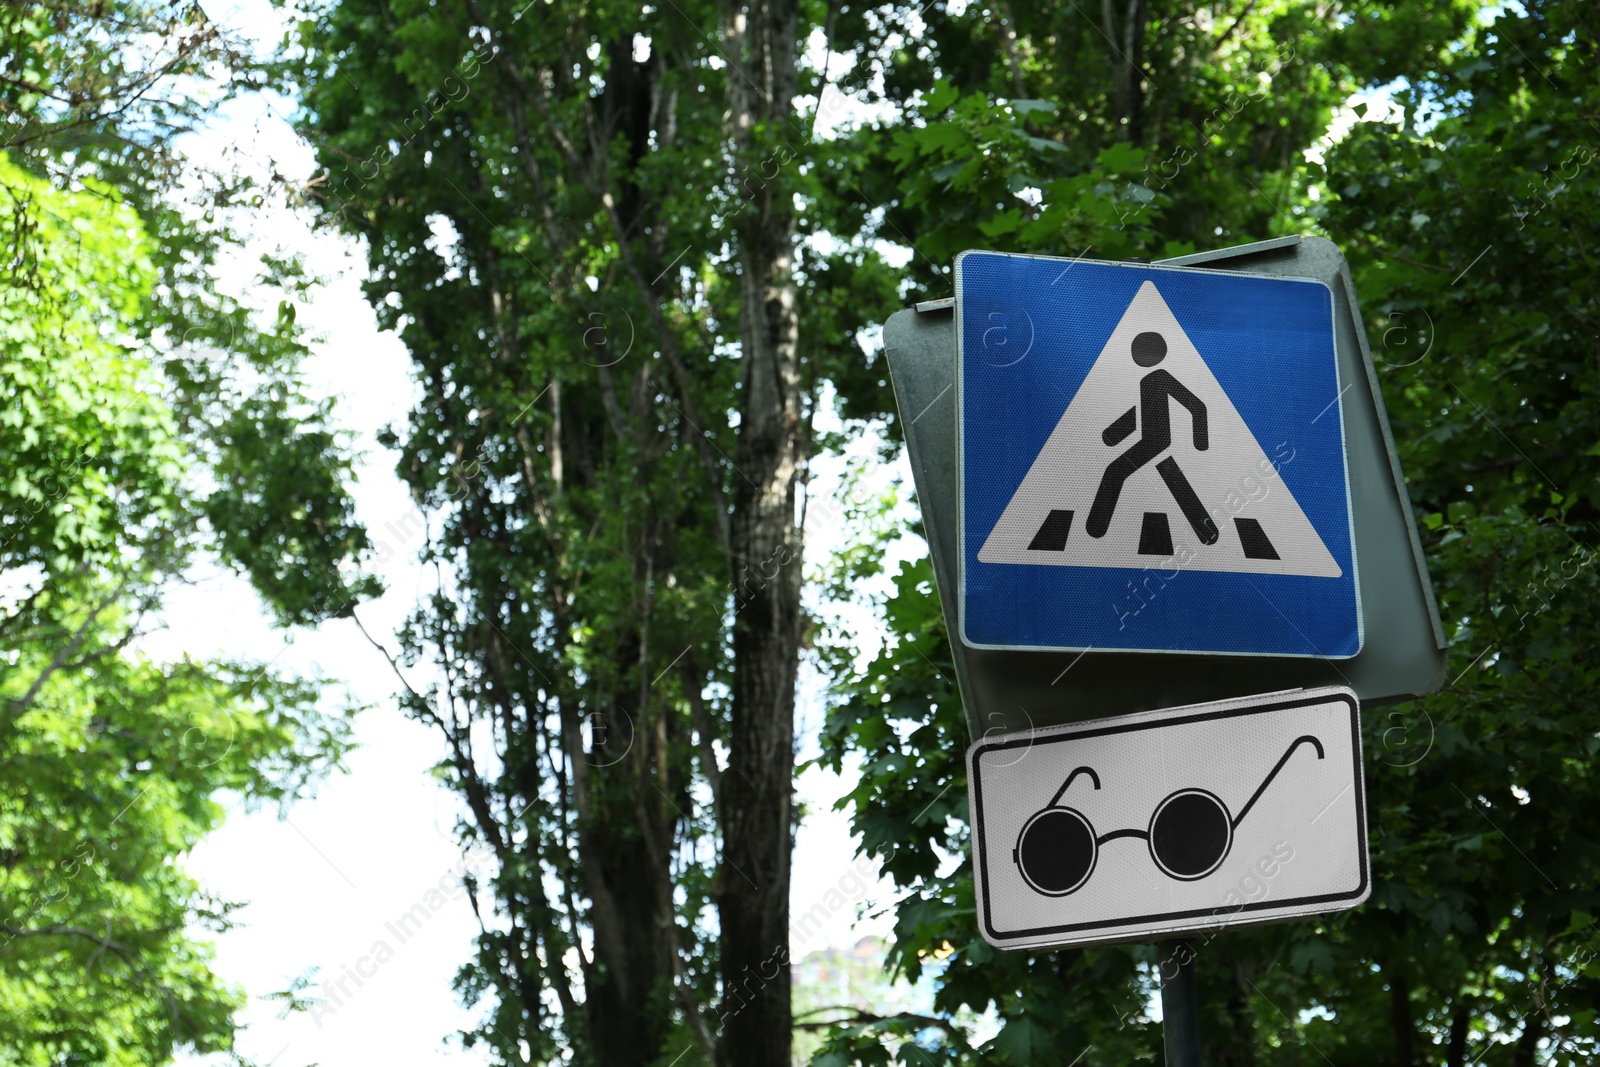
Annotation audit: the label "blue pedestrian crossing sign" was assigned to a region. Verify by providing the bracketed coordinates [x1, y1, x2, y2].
[956, 251, 1361, 658]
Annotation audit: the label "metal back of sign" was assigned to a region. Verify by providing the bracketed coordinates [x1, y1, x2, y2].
[884, 236, 1446, 739]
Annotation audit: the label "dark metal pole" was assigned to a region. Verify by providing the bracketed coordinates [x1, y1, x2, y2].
[1160, 939, 1202, 1067]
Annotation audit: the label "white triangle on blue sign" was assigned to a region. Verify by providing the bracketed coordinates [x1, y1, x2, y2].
[977, 281, 1342, 577]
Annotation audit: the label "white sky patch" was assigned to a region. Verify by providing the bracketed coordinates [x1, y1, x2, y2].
[167, 72, 478, 1063]
[793, 383, 923, 951]
[801, 26, 900, 140]
[1304, 80, 1407, 166]
[425, 212, 463, 279]
[1482, 1, 1526, 24]
[876, 240, 915, 270]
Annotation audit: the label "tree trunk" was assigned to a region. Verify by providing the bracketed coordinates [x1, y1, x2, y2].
[1101, 0, 1127, 137]
[997, 0, 1027, 98]
[1212, 958, 1257, 1067]
[719, 3, 803, 1067]
[1101, 0, 1148, 142]
[1123, 0, 1148, 144]
[1389, 970, 1414, 1067]
[572, 633, 677, 1067]
[1512, 1012, 1543, 1067]
[1446, 1000, 1471, 1067]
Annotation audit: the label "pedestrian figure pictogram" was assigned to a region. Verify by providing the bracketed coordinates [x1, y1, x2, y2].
[1085, 331, 1219, 547]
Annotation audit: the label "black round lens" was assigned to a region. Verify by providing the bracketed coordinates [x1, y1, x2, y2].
[1148, 789, 1232, 880]
[1014, 807, 1097, 896]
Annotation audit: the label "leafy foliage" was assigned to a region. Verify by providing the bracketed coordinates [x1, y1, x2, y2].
[277, 0, 1600, 1064]
[1, 4, 377, 1062]
[817, 3, 1600, 1067]
[292, 0, 911, 1062]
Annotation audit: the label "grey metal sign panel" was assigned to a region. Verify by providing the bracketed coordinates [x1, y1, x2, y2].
[884, 236, 1446, 739]
[968, 686, 1370, 950]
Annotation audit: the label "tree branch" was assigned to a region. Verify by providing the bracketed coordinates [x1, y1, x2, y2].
[681, 650, 723, 812]
[792, 1007, 957, 1035]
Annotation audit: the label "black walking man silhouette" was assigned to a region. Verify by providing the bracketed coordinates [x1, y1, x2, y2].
[1086, 331, 1221, 545]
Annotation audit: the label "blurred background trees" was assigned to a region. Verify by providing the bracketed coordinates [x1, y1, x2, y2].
[298, 0, 1600, 1063]
[1, 3, 374, 1061]
[4, 0, 1598, 1064]
[818, 3, 1600, 1066]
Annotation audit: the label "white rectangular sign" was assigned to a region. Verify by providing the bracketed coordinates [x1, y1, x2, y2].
[967, 686, 1369, 950]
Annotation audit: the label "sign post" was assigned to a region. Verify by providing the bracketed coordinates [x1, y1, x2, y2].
[1160, 941, 1202, 1067]
[882, 237, 1446, 1064]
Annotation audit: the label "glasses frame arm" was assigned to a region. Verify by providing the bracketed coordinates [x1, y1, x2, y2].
[1232, 734, 1325, 829]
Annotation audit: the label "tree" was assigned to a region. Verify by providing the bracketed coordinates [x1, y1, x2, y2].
[1, 3, 376, 1061]
[292, 0, 1600, 1065]
[296, 1, 899, 1063]
[1289, 3, 1600, 1062]
[815, 3, 1600, 1067]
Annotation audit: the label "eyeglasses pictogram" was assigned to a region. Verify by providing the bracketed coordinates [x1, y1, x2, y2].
[1012, 735, 1324, 896]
